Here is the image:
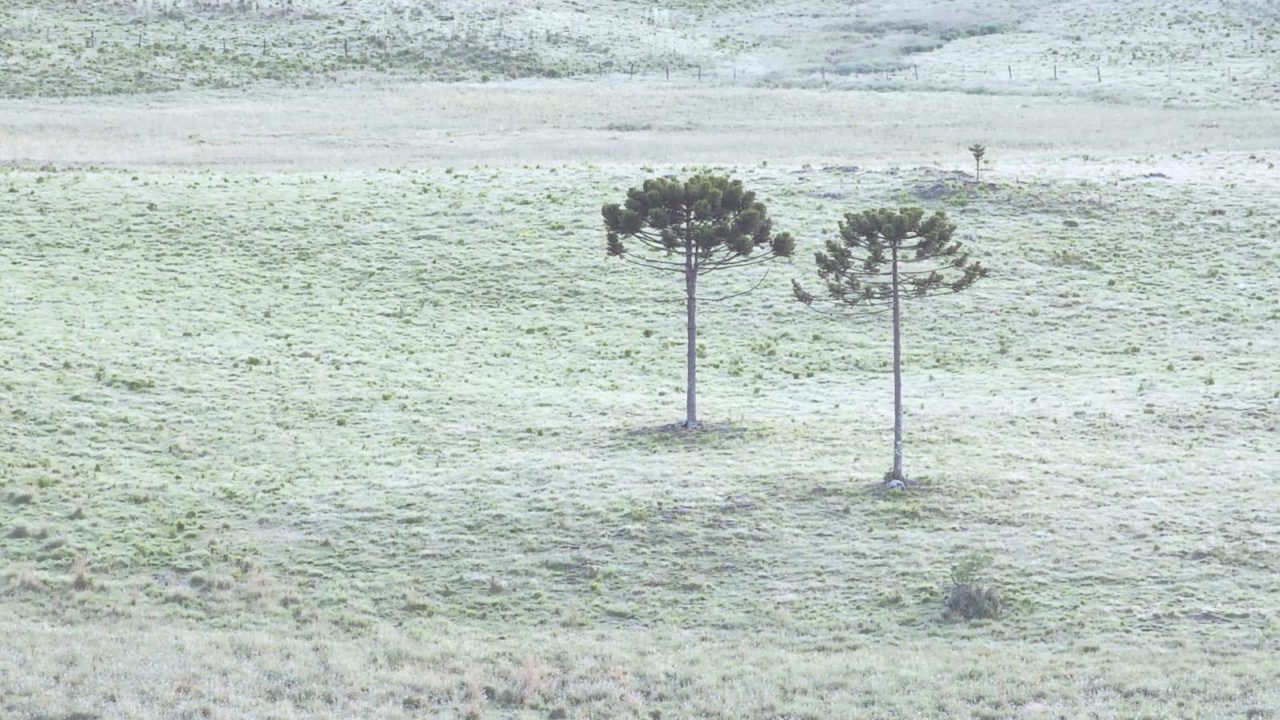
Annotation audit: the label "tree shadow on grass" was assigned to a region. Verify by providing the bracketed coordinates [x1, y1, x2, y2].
[618, 421, 757, 449]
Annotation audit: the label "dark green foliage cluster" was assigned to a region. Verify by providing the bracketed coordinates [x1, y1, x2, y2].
[793, 207, 986, 309]
[603, 175, 794, 269]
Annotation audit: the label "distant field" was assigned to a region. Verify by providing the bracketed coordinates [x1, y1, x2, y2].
[3, 0, 1279, 106]
[2, 0, 1279, 718]
[6, 83, 1280, 171]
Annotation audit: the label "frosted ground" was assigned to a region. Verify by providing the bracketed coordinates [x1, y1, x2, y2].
[1, 0, 1279, 717]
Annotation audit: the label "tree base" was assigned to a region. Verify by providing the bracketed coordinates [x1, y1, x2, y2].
[631, 421, 744, 441]
[882, 470, 918, 491]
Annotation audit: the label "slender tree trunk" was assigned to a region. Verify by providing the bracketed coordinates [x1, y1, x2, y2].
[974, 157, 981, 183]
[890, 242, 904, 481]
[684, 238, 698, 428]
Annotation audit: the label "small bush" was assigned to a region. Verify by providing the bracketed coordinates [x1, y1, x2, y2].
[944, 583, 1002, 620]
[4, 487, 36, 505]
[943, 552, 1002, 620]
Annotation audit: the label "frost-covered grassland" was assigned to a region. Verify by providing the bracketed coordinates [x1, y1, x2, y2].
[2, 0, 1280, 718]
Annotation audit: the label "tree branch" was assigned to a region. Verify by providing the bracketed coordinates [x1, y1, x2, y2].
[800, 299, 894, 319]
[617, 253, 685, 272]
[632, 234, 674, 252]
[697, 251, 779, 275]
[697, 268, 772, 303]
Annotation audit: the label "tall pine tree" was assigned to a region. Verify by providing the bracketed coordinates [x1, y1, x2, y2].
[604, 175, 795, 427]
[794, 207, 986, 484]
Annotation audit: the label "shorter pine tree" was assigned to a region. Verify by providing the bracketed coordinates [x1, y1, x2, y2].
[969, 143, 986, 182]
[794, 207, 986, 485]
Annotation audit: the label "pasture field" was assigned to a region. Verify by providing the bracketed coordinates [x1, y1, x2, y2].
[4, 0, 1280, 105]
[2, 1, 1280, 718]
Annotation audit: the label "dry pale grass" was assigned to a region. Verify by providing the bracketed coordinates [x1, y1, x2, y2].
[5, 566, 46, 594]
[0, 620, 1275, 718]
[3, 81, 1280, 170]
[70, 552, 92, 591]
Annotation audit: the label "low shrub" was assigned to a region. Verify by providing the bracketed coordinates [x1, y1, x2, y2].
[943, 552, 1002, 620]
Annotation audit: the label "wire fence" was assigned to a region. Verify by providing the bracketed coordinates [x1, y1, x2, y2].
[3, 21, 1278, 92]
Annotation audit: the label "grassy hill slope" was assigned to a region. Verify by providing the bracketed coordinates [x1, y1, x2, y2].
[2, 158, 1278, 717]
[1, 0, 1278, 717]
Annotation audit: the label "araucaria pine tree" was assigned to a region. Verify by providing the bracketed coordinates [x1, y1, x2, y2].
[604, 175, 795, 428]
[793, 208, 986, 485]
[969, 143, 986, 182]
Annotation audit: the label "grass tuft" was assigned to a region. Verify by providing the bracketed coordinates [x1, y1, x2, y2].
[71, 554, 93, 591]
[517, 656, 550, 707]
[5, 487, 36, 505]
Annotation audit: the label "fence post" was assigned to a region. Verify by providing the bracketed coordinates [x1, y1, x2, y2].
[697, 65, 701, 82]
[913, 64, 918, 81]
[1096, 66, 1101, 82]
[1008, 64, 1012, 79]
[1053, 63, 1058, 80]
